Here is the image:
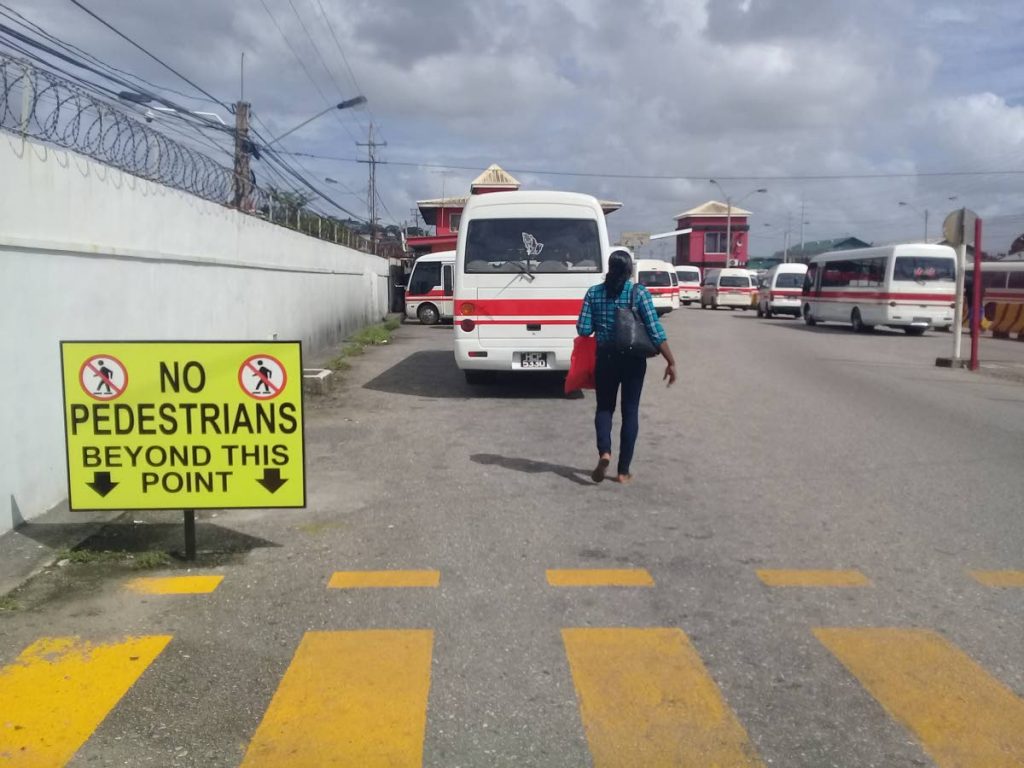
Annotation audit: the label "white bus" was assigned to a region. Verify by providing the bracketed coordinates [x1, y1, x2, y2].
[675, 265, 701, 305]
[454, 191, 610, 383]
[757, 262, 807, 319]
[635, 258, 677, 314]
[802, 244, 956, 334]
[404, 250, 455, 325]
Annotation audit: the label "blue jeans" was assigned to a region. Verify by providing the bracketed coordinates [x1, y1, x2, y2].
[594, 348, 647, 475]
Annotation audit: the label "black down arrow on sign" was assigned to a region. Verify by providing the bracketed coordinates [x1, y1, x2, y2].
[87, 471, 118, 497]
[257, 468, 288, 493]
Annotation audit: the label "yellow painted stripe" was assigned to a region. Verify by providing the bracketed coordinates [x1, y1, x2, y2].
[756, 569, 870, 587]
[815, 628, 1024, 767]
[124, 575, 224, 594]
[0, 635, 171, 767]
[969, 570, 1024, 587]
[546, 568, 654, 587]
[562, 628, 763, 767]
[240, 630, 434, 767]
[327, 570, 440, 589]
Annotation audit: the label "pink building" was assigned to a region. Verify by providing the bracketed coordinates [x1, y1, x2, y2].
[673, 201, 752, 269]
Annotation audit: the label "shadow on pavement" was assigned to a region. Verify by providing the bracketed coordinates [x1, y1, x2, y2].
[16, 519, 281, 557]
[363, 350, 574, 400]
[471, 453, 594, 487]
[761, 319, 910, 336]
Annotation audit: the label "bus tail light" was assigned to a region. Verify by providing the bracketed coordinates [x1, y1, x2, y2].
[460, 302, 476, 315]
[460, 319, 476, 332]
[889, 301, 898, 307]
[950, 302, 956, 308]
[468, 351, 488, 358]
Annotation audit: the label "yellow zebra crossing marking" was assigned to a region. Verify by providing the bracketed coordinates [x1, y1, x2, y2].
[756, 569, 870, 587]
[124, 575, 224, 594]
[969, 570, 1024, 587]
[240, 630, 434, 767]
[562, 628, 763, 767]
[328, 570, 440, 588]
[547, 568, 654, 587]
[0, 635, 171, 768]
[815, 627, 1024, 767]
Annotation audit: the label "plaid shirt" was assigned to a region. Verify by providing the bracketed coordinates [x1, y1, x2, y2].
[577, 279, 667, 346]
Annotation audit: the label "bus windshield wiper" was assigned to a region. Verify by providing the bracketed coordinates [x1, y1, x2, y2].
[509, 260, 535, 281]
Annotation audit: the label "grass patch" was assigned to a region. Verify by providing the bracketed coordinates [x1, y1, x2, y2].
[132, 551, 172, 569]
[324, 319, 398, 373]
[0, 595, 18, 612]
[56, 548, 170, 569]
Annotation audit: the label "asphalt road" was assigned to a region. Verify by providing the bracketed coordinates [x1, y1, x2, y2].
[3, 306, 1024, 767]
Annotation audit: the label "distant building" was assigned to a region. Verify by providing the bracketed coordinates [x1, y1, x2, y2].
[406, 164, 622, 258]
[771, 236, 871, 263]
[673, 201, 753, 269]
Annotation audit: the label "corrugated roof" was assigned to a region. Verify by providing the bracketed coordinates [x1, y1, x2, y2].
[674, 200, 753, 220]
[471, 164, 520, 189]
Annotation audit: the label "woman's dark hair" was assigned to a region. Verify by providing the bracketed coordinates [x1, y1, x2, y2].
[604, 249, 633, 298]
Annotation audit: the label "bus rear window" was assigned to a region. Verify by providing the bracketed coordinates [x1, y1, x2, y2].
[639, 271, 671, 287]
[894, 257, 955, 282]
[676, 271, 700, 283]
[775, 273, 804, 288]
[464, 218, 601, 273]
[719, 275, 749, 287]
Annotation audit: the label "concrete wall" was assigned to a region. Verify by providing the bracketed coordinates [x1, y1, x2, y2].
[0, 135, 389, 533]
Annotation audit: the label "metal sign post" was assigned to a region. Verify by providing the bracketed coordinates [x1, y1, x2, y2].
[943, 208, 978, 364]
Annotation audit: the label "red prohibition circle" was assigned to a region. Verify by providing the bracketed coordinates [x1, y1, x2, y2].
[79, 354, 128, 401]
[239, 354, 287, 400]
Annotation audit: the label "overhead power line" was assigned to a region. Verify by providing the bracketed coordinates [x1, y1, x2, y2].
[66, 0, 231, 110]
[276, 152, 1024, 182]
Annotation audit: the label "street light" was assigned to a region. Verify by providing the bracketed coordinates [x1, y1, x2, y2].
[709, 180, 767, 266]
[898, 201, 930, 242]
[266, 96, 368, 147]
[117, 92, 228, 127]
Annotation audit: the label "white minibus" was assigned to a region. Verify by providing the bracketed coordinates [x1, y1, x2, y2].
[404, 250, 455, 325]
[701, 268, 755, 310]
[757, 263, 807, 319]
[802, 244, 956, 334]
[454, 191, 610, 383]
[635, 258, 677, 314]
[675, 265, 701, 305]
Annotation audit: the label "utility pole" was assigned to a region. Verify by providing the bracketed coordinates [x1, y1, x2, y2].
[799, 198, 805, 258]
[783, 211, 792, 263]
[357, 123, 386, 253]
[232, 101, 251, 210]
[409, 207, 421, 231]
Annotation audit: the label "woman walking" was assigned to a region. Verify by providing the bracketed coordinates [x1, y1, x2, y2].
[576, 249, 676, 484]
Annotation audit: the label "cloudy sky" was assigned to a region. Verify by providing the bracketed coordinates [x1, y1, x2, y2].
[6, 0, 1024, 255]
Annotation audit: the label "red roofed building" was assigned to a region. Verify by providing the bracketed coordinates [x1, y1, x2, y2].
[673, 201, 753, 268]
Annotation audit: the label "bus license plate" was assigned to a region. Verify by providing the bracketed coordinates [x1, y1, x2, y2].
[521, 352, 548, 368]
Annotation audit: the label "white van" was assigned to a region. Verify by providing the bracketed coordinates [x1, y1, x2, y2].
[635, 259, 677, 314]
[757, 263, 807, 319]
[701, 268, 755, 310]
[675, 265, 701, 305]
[454, 191, 610, 380]
[405, 250, 455, 325]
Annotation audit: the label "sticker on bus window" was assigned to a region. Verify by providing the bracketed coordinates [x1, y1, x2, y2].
[522, 232, 545, 257]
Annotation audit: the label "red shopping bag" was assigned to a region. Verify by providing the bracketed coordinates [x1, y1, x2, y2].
[564, 336, 597, 393]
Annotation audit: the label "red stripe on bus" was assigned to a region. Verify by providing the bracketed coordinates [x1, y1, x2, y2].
[813, 290, 953, 301]
[405, 291, 448, 300]
[457, 298, 584, 316]
[470, 319, 579, 325]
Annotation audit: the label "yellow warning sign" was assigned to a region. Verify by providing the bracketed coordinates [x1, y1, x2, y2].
[60, 341, 305, 510]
